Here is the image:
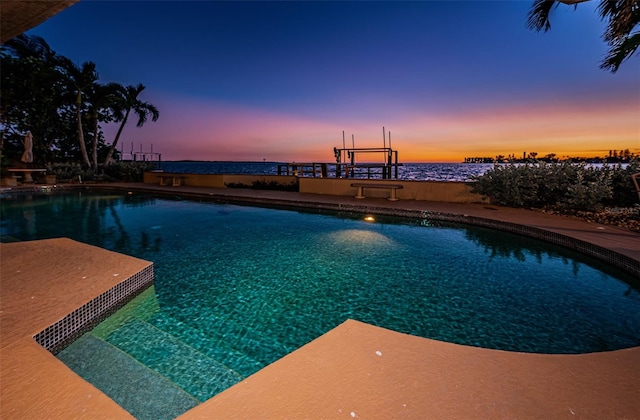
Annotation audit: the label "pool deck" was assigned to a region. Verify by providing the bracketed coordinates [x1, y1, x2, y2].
[1, 183, 639, 419]
[1, 238, 150, 419]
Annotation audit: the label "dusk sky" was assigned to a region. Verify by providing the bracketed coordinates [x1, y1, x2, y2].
[28, 0, 639, 163]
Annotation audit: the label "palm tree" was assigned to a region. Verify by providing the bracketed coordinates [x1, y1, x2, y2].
[86, 82, 120, 169]
[57, 56, 99, 168]
[1, 34, 61, 162]
[527, 0, 639, 72]
[104, 83, 159, 165]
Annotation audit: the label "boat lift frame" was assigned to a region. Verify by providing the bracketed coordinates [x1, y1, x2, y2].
[333, 146, 400, 179]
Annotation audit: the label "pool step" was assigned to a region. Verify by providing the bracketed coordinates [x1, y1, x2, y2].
[148, 312, 265, 377]
[57, 333, 199, 420]
[106, 319, 243, 401]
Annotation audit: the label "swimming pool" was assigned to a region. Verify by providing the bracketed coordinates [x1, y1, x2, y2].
[2, 189, 639, 418]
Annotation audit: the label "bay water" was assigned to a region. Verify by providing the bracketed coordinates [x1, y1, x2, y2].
[158, 161, 494, 182]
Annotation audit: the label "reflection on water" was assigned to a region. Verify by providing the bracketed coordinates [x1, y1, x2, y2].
[1, 192, 162, 257]
[324, 229, 397, 247]
[463, 223, 637, 285]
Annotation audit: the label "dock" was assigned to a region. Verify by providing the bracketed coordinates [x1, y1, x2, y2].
[278, 139, 402, 179]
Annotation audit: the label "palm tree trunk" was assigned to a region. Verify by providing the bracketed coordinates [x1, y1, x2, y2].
[0, 128, 4, 156]
[91, 112, 99, 170]
[76, 91, 91, 168]
[104, 110, 130, 165]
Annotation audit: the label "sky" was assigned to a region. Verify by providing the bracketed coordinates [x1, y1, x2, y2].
[27, 0, 640, 163]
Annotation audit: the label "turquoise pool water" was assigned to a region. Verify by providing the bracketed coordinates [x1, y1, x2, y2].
[2, 190, 639, 418]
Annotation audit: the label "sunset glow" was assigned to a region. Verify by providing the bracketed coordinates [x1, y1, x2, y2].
[101, 91, 639, 163]
[30, 1, 639, 163]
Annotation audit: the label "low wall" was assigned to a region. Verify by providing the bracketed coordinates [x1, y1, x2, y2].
[1, 177, 19, 187]
[143, 172, 487, 203]
[143, 172, 297, 189]
[300, 177, 487, 203]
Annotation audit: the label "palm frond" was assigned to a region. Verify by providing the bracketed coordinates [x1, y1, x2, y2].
[4, 34, 55, 59]
[134, 103, 159, 127]
[600, 31, 640, 71]
[599, 0, 639, 43]
[558, 0, 589, 3]
[527, 0, 558, 31]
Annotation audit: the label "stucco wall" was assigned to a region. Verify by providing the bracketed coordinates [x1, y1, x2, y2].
[143, 172, 296, 189]
[144, 172, 226, 188]
[143, 172, 487, 203]
[299, 177, 487, 203]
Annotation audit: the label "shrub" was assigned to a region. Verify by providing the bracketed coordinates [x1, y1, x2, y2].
[48, 163, 95, 182]
[48, 161, 157, 182]
[102, 161, 158, 182]
[563, 168, 612, 211]
[226, 180, 298, 191]
[471, 163, 547, 207]
[471, 160, 639, 211]
[605, 160, 640, 207]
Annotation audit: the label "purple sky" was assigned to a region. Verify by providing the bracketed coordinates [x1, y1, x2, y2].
[28, 0, 640, 162]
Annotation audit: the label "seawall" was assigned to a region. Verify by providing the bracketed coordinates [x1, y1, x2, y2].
[143, 172, 488, 203]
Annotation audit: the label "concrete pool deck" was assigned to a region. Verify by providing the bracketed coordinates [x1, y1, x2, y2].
[1, 238, 151, 419]
[1, 183, 639, 419]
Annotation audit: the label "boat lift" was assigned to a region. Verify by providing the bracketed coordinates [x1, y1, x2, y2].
[278, 127, 402, 179]
[333, 127, 401, 179]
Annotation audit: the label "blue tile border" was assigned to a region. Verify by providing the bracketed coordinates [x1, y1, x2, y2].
[0, 185, 65, 196]
[34, 264, 154, 354]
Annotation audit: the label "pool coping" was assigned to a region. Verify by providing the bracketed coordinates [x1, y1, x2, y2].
[1, 238, 153, 419]
[1, 183, 639, 419]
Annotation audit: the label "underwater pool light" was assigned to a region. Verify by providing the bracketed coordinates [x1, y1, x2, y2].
[364, 215, 375, 222]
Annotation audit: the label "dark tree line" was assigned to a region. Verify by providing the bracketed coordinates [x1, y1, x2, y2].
[0, 34, 159, 169]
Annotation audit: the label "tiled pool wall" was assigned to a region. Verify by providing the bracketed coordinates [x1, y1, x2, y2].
[34, 264, 154, 354]
[0, 185, 65, 195]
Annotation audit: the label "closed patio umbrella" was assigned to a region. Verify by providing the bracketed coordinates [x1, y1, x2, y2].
[21, 131, 33, 163]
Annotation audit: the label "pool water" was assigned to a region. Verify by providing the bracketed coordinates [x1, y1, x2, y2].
[2, 190, 639, 418]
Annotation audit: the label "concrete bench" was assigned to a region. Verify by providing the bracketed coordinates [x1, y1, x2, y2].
[351, 182, 404, 201]
[7, 168, 47, 183]
[158, 175, 186, 186]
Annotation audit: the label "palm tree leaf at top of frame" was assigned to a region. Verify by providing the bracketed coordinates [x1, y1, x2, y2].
[527, 0, 640, 73]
